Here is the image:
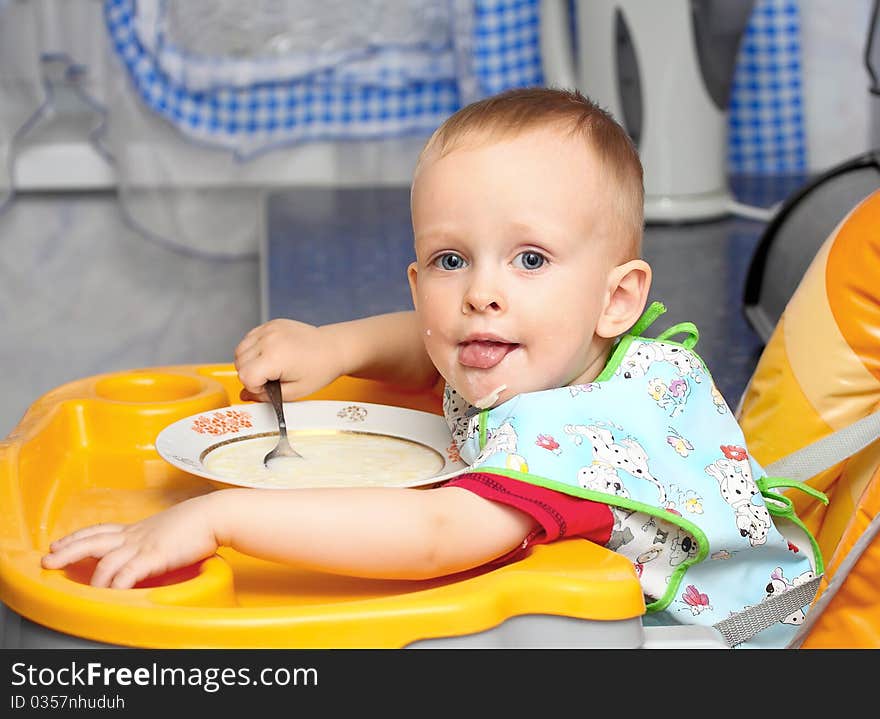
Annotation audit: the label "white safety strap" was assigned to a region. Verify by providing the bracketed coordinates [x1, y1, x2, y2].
[714, 576, 823, 648]
[763, 409, 880, 482]
[711, 409, 880, 647]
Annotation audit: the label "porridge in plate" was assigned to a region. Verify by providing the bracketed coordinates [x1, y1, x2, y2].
[203, 431, 445, 488]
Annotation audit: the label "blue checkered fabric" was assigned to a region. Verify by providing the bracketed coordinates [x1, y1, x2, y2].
[473, 0, 544, 95]
[104, 0, 543, 159]
[105, 0, 803, 172]
[728, 0, 807, 173]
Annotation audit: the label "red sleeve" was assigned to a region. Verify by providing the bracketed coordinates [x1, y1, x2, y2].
[443, 471, 613, 564]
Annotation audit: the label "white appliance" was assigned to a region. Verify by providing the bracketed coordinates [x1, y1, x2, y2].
[540, 0, 755, 223]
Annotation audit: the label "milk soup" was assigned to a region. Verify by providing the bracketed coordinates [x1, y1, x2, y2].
[203, 432, 444, 488]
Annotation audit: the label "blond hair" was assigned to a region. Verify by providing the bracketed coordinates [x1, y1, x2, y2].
[418, 87, 644, 257]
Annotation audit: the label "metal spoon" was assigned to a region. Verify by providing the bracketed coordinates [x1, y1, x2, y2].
[263, 379, 302, 466]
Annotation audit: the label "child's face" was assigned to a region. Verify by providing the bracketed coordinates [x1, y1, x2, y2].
[409, 126, 624, 408]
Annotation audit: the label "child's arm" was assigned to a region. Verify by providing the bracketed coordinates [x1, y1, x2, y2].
[41, 486, 535, 589]
[235, 311, 438, 402]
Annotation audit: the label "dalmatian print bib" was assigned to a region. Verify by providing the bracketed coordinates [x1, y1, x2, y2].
[443, 310, 824, 648]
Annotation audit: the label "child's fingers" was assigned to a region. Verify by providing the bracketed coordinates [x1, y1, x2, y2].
[107, 552, 165, 590]
[41, 529, 126, 569]
[236, 356, 278, 396]
[48, 523, 126, 552]
[234, 325, 266, 357]
[90, 544, 140, 589]
[233, 334, 257, 360]
[233, 341, 261, 373]
[239, 387, 266, 403]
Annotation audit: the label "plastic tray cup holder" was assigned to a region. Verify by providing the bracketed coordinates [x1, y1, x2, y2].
[94, 372, 208, 403]
[84, 371, 231, 451]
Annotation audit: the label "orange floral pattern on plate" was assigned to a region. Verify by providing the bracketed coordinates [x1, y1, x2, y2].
[191, 409, 254, 436]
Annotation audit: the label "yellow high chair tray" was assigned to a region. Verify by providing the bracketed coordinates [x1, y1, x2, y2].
[0, 365, 660, 649]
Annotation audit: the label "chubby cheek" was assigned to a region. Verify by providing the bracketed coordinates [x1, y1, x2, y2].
[528, 317, 597, 384]
[413, 307, 452, 373]
[420, 329, 453, 379]
[415, 284, 457, 337]
[415, 297, 440, 342]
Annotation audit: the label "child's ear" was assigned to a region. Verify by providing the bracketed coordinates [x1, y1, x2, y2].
[407, 261, 420, 309]
[596, 259, 652, 338]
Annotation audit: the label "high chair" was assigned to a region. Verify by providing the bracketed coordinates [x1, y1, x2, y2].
[0, 369, 677, 649]
[4, 190, 879, 650]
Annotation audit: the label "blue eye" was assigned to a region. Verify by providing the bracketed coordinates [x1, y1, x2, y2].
[435, 253, 466, 270]
[515, 251, 545, 270]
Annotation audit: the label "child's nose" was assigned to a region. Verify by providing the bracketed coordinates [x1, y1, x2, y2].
[462, 271, 504, 313]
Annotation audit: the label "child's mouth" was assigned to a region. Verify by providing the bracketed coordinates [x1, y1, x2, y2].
[458, 340, 519, 369]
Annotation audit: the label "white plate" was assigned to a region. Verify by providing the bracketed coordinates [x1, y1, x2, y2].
[156, 400, 468, 489]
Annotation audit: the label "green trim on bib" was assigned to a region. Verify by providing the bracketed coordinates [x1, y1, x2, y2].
[628, 301, 667, 337]
[478, 409, 489, 449]
[656, 321, 700, 349]
[594, 303, 711, 383]
[758, 476, 828, 575]
[595, 333, 634, 381]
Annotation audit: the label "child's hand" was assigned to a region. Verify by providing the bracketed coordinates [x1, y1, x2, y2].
[234, 319, 345, 402]
[40, 496, 220, 589]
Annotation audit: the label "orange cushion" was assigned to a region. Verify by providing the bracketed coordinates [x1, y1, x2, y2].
[737, 189, 880, 648]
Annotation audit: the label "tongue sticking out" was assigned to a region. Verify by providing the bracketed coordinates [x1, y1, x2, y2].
[459, 341, 516, 369]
